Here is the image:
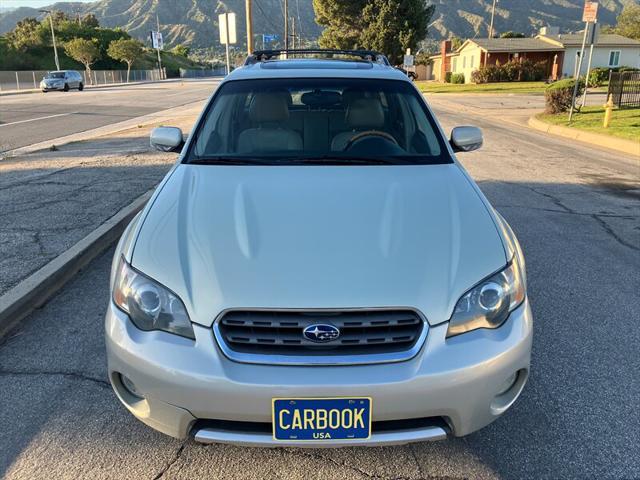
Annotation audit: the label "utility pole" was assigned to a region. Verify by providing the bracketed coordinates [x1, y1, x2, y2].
[224, 13, 231, 75]
[284, 0, 289, 53]
[291, 16, 296, 50]
[156, 11, 164, 79]
[245, 0, 253, 54]
[489, 0, 497, 38]
[39, 9, 60, 70]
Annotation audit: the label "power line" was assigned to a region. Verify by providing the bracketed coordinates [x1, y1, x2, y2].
[295, 0, 303, 42]
[253, 0, 281, 34]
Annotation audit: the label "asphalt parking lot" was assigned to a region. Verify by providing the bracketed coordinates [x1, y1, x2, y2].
[0, 96, 638, 479]
[0, 79, 219, 152]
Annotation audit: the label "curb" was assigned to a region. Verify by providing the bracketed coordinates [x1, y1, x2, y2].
[528, 115, 640, 157]
[0, 191, 152, 339]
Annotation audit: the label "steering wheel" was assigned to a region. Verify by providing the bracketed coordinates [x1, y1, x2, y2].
[343, 130, 398, 151]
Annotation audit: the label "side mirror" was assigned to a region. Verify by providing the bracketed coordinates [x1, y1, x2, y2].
[450, 126, 483, 153]
[150, 126, 184, 152]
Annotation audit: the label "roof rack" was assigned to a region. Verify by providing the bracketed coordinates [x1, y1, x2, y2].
[244, 49, 391, 66]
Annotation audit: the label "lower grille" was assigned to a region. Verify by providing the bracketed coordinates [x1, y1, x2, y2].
[216, 310, 425, 360]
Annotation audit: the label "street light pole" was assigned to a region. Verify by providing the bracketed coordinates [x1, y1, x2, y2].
[245, 0, 253, 54]
[489, 0, 497, 38]
[156, 12, 164, 79]
[284, 0, 289, 54]
[39, 9, 60, 70]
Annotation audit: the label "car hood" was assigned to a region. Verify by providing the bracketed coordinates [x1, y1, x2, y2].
[132, 164, 506, 327]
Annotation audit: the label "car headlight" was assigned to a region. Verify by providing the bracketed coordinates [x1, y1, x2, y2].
[446, 258, 525, 338]
[113, 257, 195, 340]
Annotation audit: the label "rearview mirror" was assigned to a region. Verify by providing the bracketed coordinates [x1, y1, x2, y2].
[450, 126, 483, 153]
[150, 126, 184, 153]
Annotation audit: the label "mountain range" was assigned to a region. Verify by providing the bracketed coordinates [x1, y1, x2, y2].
[0, 0, 635, 50]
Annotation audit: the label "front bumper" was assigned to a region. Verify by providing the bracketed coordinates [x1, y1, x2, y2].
[105, 300, 532, 446]
[41, 84, 63, 90]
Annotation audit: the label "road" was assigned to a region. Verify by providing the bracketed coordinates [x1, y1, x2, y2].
[0, 79, 219, 152]
[0, 95, 638, 479]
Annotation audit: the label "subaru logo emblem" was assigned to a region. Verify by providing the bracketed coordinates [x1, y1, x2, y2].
[303, 324, 340, 343]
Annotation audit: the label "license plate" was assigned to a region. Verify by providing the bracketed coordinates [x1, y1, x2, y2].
[272, 397, 371, 441]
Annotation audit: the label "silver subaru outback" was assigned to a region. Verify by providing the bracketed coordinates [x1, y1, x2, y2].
[105, 50, 532, 447]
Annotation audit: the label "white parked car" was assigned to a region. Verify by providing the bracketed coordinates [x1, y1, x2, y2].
[105, 49, 532, 447]
[40, 70, 84, 92]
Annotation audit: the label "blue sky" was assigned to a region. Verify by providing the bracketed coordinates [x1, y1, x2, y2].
[1, 0, 94, 8]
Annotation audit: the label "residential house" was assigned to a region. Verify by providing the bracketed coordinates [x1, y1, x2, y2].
[430, 27, 640, 83]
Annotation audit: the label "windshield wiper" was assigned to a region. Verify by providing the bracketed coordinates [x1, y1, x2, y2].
[294, 156, 412, 165]
[189, 157, 276, 165]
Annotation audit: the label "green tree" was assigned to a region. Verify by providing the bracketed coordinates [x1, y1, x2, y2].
[500, 31, 525, 38]
[81, 14, 100, 28]
[64, 38, 100, 83]
[5, 18, 43, 51]
[450, 36, 464, 51]
[361, 0, 434, 63]
[107, 38, 144, 81]
[313, 0, 366, 49]
[314, 0, 434, 64]
[171, 44, 190, 57]
[613, 4, 640, 40]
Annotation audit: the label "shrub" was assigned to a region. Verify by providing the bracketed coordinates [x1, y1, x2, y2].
[587, 66, 639, 87]
[451, 73, 465, 84]
[588, 67, 610, 87]
[544, 78, 584, 114]
[470, 59, 546, 83]
[444, 71, 452, 83]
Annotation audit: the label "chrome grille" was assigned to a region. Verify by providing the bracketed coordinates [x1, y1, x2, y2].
[215, 310, 425, 362]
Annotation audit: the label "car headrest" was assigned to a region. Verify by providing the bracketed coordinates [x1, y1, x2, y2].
[249, 92, 290, 123]
[346, 98, 385, 129]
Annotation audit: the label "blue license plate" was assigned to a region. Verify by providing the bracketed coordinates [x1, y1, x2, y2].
[272, 397, 371, 441]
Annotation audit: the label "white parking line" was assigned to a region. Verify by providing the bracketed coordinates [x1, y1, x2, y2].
[0, 112, 72, 128]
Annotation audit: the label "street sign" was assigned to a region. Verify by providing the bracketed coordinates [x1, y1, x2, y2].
[150, 31, 163, 50]
[262, 34, 279, 43]
[219, 13, 237, 45]
[586, 21, 600, 45]
[403, 54, 414, 67]
[582, 2, 598, 22]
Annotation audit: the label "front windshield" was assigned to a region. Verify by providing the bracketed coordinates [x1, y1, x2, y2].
[46, 72, 65, 79]
[186, 78, 451, 165]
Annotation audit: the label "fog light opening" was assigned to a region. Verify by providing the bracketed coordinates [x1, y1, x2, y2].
[119, 373, 144, 399]
[497, 371, 518, 396]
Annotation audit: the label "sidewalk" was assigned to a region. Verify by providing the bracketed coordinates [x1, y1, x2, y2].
[0, 107, 201, 336]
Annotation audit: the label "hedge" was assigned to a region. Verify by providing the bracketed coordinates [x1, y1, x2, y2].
[544, 78, 585, 114]
[471, 59, 547, 84]
[451, 73, 465, 84]
[588, 66, 640, 87]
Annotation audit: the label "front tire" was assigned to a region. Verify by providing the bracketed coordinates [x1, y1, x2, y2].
[63, 83, 69, 92]
[78, 82, 84, 91]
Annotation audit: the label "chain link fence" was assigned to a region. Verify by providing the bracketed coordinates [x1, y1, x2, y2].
[179, 68, 226, 78]
[0, 69, 164, 93]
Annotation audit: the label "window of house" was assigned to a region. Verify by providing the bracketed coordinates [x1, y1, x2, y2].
[452, 57, 458, 71]
[471, 55, 475, 68]
[608, 50, 621, 67]
[463, 56, 466, 69]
